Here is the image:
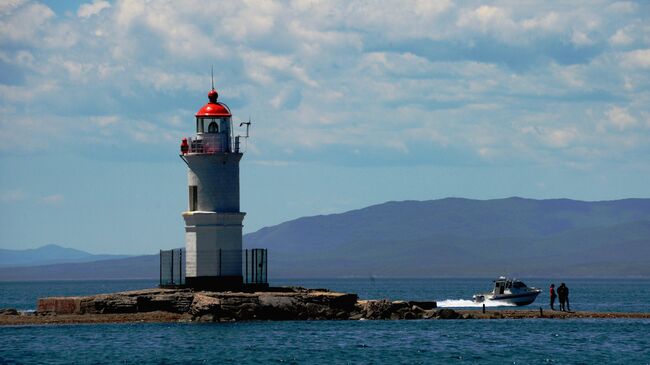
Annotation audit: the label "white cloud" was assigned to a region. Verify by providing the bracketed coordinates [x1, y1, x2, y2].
[521, 12, 561, 32]
[571, 31, 594, 46]
[0, 1, 54, 44]
[344, 0, 452, 41]
[606, 1, 637, 14]
[42, 194, 64, 204]
[250, 160, 293, 167]
[242, 50, 317, 87]
[90, 115, 120, 127]
[0, 82, 56, 103]
[77, 1, 110, 19]
[457, 5, 517, 37]
[0, 0, 649, 172]
[114, 0, 145, 30]
[609, 28, 633, 45]
[0, 0, 28, 13]
[544, 128, 578, 148]
[606, 106, 637, 130]
[621, 49, 650, 69]
[0, 189, 27, 202]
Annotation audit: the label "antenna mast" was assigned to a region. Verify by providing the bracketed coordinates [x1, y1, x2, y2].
[235, 116, 252, 153]
[211, 65, 214, 90]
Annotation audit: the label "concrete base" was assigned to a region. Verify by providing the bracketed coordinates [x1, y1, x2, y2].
[185, 275, 244, 291]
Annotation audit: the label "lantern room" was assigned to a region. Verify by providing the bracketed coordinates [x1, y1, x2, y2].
[183, 88, 236, 154]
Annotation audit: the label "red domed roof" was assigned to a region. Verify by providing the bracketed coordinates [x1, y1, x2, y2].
[196, 88, 231, 117]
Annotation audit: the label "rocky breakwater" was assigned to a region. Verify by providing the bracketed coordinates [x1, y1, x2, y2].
[26, 287, 442, 323]
[5, 288, 646, 325]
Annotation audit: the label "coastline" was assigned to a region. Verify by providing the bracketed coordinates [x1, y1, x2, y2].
[2, 309, 649, 326]
[1, 286, 649, 325]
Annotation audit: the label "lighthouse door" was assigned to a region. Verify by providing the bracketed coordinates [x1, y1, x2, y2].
[189, 186, 197, 211]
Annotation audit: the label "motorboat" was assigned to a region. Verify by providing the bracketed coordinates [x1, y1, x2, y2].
[473, 277, 541, 306]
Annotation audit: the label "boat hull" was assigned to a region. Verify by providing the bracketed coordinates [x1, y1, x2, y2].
[473, 290, 541, 306]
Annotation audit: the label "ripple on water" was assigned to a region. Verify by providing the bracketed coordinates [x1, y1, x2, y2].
[0, 320, 649, 364]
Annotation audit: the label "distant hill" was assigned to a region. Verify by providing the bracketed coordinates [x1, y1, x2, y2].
[0, 255, 158, 281]
[0, 244, 131, 268]
[244, 197, 650, 278]
[1, 198, 648, 280]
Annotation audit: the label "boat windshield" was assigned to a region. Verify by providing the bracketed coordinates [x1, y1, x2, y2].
[513, 281, 527, 288]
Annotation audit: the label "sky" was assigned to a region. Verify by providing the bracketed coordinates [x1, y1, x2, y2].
[0, 0, 649, 255]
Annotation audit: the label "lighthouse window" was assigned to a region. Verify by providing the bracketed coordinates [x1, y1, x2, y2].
[189, 186, 198, 211]
[208, 121, 218, 133]
[196, 118, 204, 133]
[221, 117, 229, 133]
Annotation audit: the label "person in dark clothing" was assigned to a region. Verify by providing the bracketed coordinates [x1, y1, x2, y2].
[564, 284, 570, 312]
[557, 283, 567, 311]
[549, 284, 556, 310]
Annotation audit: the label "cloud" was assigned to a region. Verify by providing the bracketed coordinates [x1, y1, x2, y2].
[77, 1, 110, 19]
[521, 12, 562, 32]
[609, 29, 633, 45]
[571, 31, 594, 46]
[41, 194, 64, 204]
[606, 106, 637, 130]
[0, 0, 648, 172]
[621, 49, 650, 69]
[250, 160, 293, 167]
[0, 2, 54, 45]
[0, 189, 27, 202]
[606, 1, 637, 14]
[543, 127, 579, 148]
[457, 5, 518, 40]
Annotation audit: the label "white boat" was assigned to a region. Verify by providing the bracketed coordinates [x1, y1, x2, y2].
[473, 277, 541, 306]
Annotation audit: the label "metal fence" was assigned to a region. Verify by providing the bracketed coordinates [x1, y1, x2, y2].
[160, 248, 268, 286]
[160, 248, 185, 286]
[244, 248, 268, 284]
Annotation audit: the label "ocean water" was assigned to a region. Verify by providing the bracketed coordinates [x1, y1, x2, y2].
[1, 319, 649, 364]
[1, 278, 649, 364]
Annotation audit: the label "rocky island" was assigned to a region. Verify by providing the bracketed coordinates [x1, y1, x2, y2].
[1, 286, 649, 326]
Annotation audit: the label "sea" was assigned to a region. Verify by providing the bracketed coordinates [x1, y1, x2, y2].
[1, 278, 649, 364]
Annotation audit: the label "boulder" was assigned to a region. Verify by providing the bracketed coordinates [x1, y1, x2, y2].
[189, 293, 222, 316]
[136, 292, 194, 313]
[403, 311, 417, 320]
[304, 291, 359, 310]
[436, 308, 461, 319]
[423, 309, 437, 319]
[358, 300, 415, 320]
[349, 312, 364, 320]
[84, 295, 138, 314]
[359, 300, 391, 319]
[0, 308, 18, 315]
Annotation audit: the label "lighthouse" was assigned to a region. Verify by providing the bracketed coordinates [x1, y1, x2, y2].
[179, 85, 247, 290]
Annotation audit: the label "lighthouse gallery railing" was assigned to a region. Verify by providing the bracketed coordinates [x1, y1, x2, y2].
[182, 134, 243, 155]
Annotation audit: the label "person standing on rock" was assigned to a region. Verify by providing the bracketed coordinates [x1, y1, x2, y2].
[564, 284, 571, 312]
[557, 283, 567, 311]
[549, 284, 557, 310]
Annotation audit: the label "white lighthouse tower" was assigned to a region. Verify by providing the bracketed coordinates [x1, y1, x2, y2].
[179, 85, 246, 290]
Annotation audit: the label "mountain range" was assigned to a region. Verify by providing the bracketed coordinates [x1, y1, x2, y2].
[1, 197, 649, 280]
[0, 244, 130, 268]
[247, 197, 650, 278]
